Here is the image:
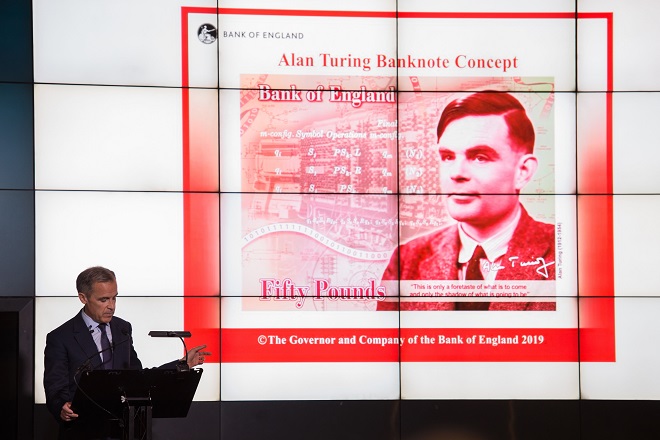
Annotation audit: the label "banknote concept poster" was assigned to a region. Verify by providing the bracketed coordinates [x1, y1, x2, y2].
[189, 7, 611, 399]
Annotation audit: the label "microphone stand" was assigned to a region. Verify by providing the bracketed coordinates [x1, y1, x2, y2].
[174, 332, 189, 372]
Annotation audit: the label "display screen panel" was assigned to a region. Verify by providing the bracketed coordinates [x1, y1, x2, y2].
[397, 12, 576, 92]
[34, 84, 218, 193]
[220, 79, 398, 194]
[0, 191, 34, 296]
[35, 191, 186, 296]
[579, 296, 660, 399]
[220, 296, 400, 400]
[613, 195, 660, 296]
[579, 0, 660, 91]
[399, 295, 579, 399]
[29, 4, 632, 409]
[611, 93, 660, 194]
[33, 0, 218, 88]
[0, 83, 34, 190]
[214, 8, 397, 90]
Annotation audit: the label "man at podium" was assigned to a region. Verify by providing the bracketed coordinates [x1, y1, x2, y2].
[43, 266, 210, 439]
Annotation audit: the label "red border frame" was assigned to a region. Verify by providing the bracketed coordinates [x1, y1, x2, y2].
[180, 8, 615, 363]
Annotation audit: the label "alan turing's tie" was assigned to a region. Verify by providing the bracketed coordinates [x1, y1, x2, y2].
[465, 245, 486, 281]
[457, 245, 490, 310]
[99, 323, 113, 370]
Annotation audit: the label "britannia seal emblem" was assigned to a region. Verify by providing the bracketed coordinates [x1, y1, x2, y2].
[198, 24, 217, 44]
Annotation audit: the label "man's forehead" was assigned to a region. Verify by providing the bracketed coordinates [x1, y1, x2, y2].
[438, 115, 512, 149]
[89, 280, 118, 296]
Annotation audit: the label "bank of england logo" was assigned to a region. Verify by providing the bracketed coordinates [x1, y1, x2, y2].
[198, 24, 217, 44]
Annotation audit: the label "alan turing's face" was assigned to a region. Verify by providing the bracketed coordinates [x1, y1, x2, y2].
[438, 115, 531, 233]
[79, 280, 117, 324]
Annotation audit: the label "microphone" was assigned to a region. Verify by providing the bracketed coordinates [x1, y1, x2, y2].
[148, 330, 191, 372]
[75, 327, 132, 376]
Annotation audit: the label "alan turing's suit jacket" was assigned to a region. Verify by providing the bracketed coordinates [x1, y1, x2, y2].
[381, 206, 555, 311]
[43, 312, 142, 421]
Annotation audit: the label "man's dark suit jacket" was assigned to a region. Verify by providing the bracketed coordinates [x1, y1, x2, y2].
[380, 206, 555, 311]
[43, 312, 142, 421]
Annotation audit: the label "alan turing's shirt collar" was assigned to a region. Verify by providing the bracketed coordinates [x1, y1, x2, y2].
[457, 203, 522, 264]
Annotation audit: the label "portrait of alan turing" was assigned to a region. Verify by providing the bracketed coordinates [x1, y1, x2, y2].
[381, 91, 555, 310]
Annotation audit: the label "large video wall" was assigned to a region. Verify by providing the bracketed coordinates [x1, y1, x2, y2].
[4, 0, 660, 438]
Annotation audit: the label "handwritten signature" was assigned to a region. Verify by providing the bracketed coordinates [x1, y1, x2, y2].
[482, 257, 555, 279]
[508, 256, 555, 279]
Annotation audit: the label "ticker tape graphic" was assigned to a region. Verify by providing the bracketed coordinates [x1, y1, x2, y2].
[242, 222, 390, 261]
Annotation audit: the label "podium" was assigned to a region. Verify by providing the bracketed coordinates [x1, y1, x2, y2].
[72, 368, 202, 440]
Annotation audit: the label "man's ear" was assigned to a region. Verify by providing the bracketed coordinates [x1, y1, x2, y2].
[515, 154, 538, 191]
[78, 292, 88, 305]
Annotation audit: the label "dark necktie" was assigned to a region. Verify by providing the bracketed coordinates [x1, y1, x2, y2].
[465, 245, 486, 281]
[457, 245, 490, 310]
[99, 323, 113, 370]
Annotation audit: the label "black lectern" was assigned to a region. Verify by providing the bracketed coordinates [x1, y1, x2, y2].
[72, 368, 202, 440]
